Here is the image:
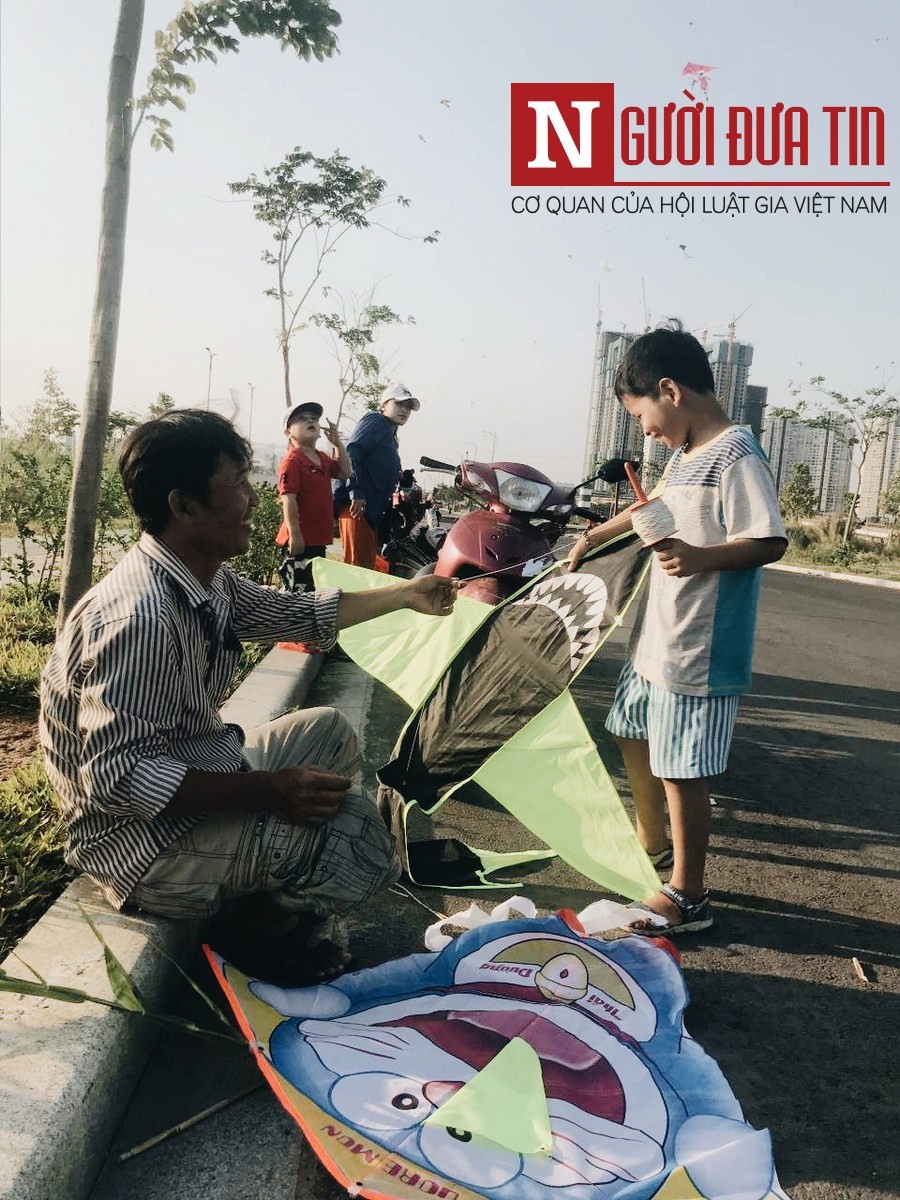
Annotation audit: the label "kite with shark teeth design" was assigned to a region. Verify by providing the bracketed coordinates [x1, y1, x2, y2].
[206, 911, 791, 1199]
[312, 534, 662, 898]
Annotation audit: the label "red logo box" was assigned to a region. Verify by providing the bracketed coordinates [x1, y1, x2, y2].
[511, 83, 616, 186]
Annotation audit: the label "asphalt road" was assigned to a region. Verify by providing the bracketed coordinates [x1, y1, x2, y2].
[90, 568, 899, 1200]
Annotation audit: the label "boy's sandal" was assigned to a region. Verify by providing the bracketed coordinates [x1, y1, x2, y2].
[626, 883, 713, 936]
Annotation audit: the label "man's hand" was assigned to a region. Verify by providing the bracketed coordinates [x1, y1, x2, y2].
[349, 498, 366, 519]
[653, 538, 707, 578]
[265, 765, 351, 825]
[402, 574, 461, 616]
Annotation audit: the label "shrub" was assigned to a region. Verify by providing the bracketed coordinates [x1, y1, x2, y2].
[0, 754, 73, 959]
[231, 482, 283, 586]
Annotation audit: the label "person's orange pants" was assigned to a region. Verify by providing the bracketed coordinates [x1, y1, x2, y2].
[338, 508, 378, 569]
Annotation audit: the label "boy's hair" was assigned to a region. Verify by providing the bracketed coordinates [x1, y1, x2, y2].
[614, 319, 715, 400]
[119, 409, 253, 535]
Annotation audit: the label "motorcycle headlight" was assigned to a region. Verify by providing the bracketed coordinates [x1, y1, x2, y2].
[495, 470, 552, 513]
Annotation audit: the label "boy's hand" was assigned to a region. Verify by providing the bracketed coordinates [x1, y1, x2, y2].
[322, 418, 342, 446]
[289, 535, 305, 557]
[566, 532, 594, 573]
[653, 538, 707, 577]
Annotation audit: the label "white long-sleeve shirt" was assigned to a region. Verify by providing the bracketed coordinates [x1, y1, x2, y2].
[39, 533, 340, 908]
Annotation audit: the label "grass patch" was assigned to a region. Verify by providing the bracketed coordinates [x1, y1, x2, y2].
[0, 588, 56, 709]
[782, 521, 900, 580]
[0, 753, 74, 959]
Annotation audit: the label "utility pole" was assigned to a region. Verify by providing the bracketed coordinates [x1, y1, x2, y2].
[247, 382, 256, 443]
[205, 347, 217, 410]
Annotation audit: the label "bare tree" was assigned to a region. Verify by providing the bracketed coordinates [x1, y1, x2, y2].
[311, 287, 414, 425]
[229, 149, 437, 409]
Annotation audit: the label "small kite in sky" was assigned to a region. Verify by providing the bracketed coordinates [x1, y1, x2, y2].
[682, 62, 717, 94]
[440, 98, 451, 108]
[679, 244, 691, 257]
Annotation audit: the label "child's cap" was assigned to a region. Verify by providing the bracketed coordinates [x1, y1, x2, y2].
[283, 402, 324, 432]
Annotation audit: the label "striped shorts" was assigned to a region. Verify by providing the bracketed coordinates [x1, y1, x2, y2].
[605, 660, 739, 780]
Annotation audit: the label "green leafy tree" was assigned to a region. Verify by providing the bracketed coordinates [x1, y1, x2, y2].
[779, 461, 817, 521]
[0, 372, 80, 600]
[311, 289, 413, 425]
[791, 377, 900, 545]
[229, 150, 437, 410]
[0, 374, 139, 600]
[59, 0, 342, 627]
[881, 472, 900, 545]
[148, 391, 176, 417]
[231, 483, 282, 585]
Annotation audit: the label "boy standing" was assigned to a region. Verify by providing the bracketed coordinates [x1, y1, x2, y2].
[568, 322, 786, 935]
[276, 402, 350, 589]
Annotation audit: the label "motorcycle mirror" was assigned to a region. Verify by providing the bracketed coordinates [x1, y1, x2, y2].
[592, 457, 643, 485]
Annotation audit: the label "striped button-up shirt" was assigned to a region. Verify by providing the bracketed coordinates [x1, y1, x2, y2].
[39, 534, 341, 909]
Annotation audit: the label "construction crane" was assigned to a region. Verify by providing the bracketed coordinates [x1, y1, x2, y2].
[641, 279, 651, 333]
[712, 303, 752, 418]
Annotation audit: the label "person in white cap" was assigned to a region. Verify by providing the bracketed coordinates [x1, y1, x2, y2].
[275, 401, 349, 593]
[333, 384, 420, 568]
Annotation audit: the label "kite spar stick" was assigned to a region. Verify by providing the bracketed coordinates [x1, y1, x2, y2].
[624, 461, 649, 504]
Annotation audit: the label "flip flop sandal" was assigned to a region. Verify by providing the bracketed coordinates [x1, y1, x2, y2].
[627, 883, 713, 936]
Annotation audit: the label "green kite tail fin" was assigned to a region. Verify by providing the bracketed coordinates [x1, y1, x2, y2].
[312, 558, 490, 709]
[378, 784, 555, 890]
[422, 1036, 552, 1155]
[471, 689, 661, 902]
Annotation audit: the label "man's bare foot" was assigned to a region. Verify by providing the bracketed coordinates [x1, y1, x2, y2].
[302, 937, 354, 982]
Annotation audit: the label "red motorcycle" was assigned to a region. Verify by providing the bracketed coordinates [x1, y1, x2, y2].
[417, 456, 629, 604]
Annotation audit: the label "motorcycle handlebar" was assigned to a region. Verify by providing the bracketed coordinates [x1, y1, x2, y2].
[571, 505, 609, 522]
[419, 456, 456, 472]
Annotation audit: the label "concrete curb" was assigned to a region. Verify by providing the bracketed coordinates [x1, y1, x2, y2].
[0, 644, 325, 1200]
[766, 561, 900, 590]
[0, 880, 201, 1200]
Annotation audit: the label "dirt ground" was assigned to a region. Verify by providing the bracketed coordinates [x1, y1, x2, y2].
[0, 709, 40, 779]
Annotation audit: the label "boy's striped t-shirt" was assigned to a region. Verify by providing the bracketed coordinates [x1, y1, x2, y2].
[631, 426, 786, 697]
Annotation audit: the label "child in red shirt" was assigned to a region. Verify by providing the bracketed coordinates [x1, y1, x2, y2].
[275, 402, 350, 591]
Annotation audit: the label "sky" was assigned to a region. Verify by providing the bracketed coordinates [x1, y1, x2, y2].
[1, 0, 898, 487]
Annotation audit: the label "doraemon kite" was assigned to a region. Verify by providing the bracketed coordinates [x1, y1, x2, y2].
[207, 913, 790, 1199]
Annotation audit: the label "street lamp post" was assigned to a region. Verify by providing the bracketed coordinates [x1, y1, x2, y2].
[482, 429, 497, 461]
[205, 347, 217, 409]
[247, 382, 256, 443]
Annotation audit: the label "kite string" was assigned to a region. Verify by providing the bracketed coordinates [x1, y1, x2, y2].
[450, 548, 576, 585]
[389, 882, 448, 921]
